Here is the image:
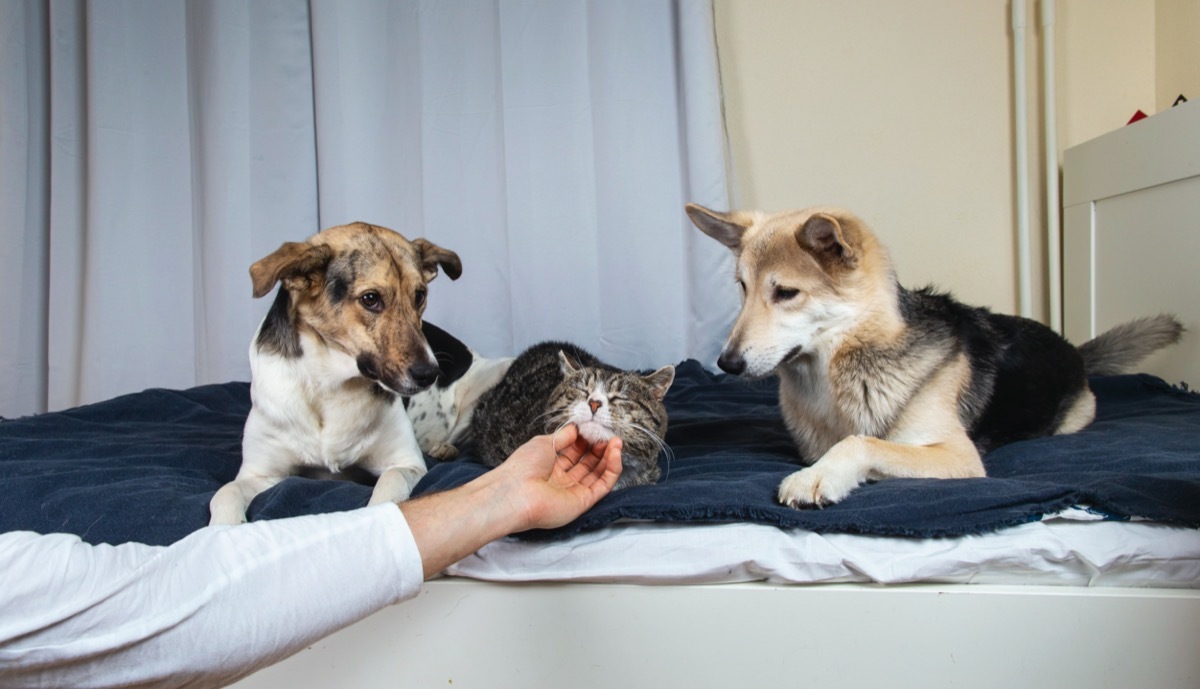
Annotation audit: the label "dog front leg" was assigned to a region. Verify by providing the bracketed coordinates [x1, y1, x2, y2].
[369, 464, 427, 505]
[424, 408, 477, 460]
[209, 473, 286, 525]
[778, 434, 984, 508]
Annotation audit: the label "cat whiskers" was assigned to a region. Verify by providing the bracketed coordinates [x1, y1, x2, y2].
[536, 408, 573, 436]
[614, 419, 674, 481]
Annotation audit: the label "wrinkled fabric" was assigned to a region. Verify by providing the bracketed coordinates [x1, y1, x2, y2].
[1, 362, 1198, 546]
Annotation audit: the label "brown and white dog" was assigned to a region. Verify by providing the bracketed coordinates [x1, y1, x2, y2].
[209, 222, 461, 525]
[687, 203, 1182, 508]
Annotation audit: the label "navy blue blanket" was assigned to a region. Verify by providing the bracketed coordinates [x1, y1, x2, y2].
[2, 361, 1198, 546]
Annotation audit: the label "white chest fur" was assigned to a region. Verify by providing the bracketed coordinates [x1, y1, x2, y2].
[777, 354, 855, 463]
[242, 333, 421, 475]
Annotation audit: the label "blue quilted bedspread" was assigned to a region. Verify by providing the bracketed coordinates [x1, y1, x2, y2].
[2, 361, 1198, 545]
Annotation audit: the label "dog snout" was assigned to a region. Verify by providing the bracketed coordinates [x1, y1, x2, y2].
[356, 354, 384, 383]
[356, 353, 441, 395]
[717, 350, 746, 376]
[409, 361, 440, 389]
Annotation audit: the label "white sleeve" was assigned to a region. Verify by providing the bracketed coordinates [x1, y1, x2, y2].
[0, 503, 425, 689]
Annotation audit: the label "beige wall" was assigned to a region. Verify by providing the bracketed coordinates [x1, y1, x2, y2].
[1058, 0, 1156, 148]
[713, 0, 1157, 321]
[1157, 0, 1200, 111]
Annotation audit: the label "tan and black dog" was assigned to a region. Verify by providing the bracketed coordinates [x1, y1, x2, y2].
[687, 203, 1182, 508]
[209, 222, 461, 525]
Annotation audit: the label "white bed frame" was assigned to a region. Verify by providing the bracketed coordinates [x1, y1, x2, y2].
[237, 580, 1200, 689]
[233, 103, 1200, 689]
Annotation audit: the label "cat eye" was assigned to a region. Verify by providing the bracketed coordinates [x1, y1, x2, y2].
[413, 288, 427, 309]
[359, 291, 384, 312]
[773, 286, 801, 302]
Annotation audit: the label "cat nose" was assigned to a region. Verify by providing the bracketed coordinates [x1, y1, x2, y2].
[588, 399, 602, 414]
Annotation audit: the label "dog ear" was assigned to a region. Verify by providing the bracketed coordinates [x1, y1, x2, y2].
[249, 242, 335, 298]
[685, 203, 750, 251]
[797, 213, 858, 269]
[412, 238, 463, 282]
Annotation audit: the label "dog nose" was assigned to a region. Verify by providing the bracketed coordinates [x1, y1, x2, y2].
[717, 351, 746, 376]
[409, 362, 440, 389]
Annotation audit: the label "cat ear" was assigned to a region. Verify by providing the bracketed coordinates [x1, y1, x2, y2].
[643, 365, 675, 400]
[557, 350, 583, 374]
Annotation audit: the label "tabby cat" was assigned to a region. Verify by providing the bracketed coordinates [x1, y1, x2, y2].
[470, 341, 675, 490]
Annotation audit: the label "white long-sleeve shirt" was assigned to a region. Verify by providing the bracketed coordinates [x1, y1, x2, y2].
[0, 504, 425, 689]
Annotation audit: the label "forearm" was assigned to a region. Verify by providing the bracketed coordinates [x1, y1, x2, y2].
[399, 470, 526, 578]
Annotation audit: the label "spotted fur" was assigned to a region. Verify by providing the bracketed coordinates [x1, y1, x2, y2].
[404, 322, 514, 460]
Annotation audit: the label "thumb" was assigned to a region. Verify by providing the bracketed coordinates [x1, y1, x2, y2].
[551, 423, 581, 455]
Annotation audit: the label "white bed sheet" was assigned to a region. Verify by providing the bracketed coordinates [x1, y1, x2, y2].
[447, 509, 1200, 587]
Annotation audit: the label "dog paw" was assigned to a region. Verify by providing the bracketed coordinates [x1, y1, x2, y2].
[208, 509, 248, 527]
[369, 464, 425, 505]
[426, 442, 459, 461]
[208, 486, 249, 526]
[777, 458, 864, 508]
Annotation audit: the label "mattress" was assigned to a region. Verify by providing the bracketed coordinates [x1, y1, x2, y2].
[448, 509, 1200, 587]
[2, 360, 1197, 589]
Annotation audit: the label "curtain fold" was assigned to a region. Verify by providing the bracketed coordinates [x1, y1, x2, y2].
[0, 0, 50, 414]
[1, 0, 734, 419]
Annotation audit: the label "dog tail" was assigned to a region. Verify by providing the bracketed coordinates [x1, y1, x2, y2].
[1077, 315, 1184, 376]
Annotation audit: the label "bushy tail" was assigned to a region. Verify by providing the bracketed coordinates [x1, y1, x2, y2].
[1077, 315, 1184, 376]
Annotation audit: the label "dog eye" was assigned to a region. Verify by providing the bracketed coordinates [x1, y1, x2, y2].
[413, 288, 427, 309]
[359, 292, 384, 312]
[773, 286, 801, 302]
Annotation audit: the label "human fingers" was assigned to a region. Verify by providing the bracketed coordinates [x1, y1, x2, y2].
[569, 436, 621, 499]
[586, 436, 623, 494]
[550, 424, 581, 457]
[559, 437, 606, 484]
[547, 427, 586, 475]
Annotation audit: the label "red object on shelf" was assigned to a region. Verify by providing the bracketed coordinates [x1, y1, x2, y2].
[1127, 110, 1148, 125]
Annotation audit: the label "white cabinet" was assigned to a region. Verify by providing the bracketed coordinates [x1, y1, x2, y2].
[1063, 100, 1200, 386]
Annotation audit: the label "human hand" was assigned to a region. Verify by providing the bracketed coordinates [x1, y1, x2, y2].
[397, 424, 622, 578]
[488, 424, 623, 533]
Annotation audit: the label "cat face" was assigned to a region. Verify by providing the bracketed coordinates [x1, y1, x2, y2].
[549, 351, 675, 447]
